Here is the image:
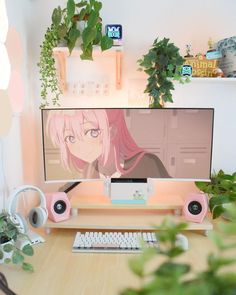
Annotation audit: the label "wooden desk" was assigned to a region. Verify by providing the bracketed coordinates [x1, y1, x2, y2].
[2, 226, 236, 295]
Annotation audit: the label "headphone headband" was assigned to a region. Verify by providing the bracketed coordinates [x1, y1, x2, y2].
[8, 185, 46, 215]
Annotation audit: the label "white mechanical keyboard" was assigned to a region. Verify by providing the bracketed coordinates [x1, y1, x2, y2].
[72, 231, 159, 253]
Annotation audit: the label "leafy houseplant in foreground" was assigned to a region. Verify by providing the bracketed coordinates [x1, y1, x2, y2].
[0, 212, 34, 272]
[138, 37, 189, 108]
[195, 170, 236, 219]
[121, 206, 236, 295]
[38, 0, 113, 108]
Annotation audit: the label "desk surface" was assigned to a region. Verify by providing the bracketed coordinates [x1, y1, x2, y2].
[2, 225, 236, 295]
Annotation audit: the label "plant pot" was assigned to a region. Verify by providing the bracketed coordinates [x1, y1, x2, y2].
[0, 239, 13, 264]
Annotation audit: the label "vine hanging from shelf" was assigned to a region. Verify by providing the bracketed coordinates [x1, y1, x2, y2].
[137, 37, 190, 108]
[38, 0, 113, 108]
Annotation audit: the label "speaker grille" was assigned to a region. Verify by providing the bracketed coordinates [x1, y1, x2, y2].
[54, 200, 67, 214]
[188, 201, 202, 215]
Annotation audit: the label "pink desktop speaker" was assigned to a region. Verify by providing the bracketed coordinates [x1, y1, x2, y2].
[45, 192, 71, 222]
[183, 193, 208, 223]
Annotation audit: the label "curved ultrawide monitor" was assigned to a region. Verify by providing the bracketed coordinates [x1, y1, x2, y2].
[41, 108, 214, 182]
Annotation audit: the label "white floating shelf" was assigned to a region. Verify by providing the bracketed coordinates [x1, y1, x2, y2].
[45, 210, 213, 231]
[189, 77, 236, 82]
[44, 193, 213, 233]
[53, 46, 123, 92]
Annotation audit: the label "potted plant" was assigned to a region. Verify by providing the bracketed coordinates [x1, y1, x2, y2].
[38, 0, 113, 108]
[0, 211, 34, 272]
[137, 37, 189, 108]
[195, 170, 236, 219]
[121, 206, 236, 295]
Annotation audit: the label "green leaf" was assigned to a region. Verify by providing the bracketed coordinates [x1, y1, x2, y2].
[128, 257, 145, 277]
[58, 24, 68, 39]
[101, 35, 113, 51]
[212, 205, 225, 219]
[209, 195, 233, 211]
[68, 26, 81, 54]
[219, 222, 236, 234]
[52, 7, 62, 27]
[67, 0, 76, 22]
[0, 249, 3, 260]
[150, 88, 159, 100]
[93, 30, 102, 45]
[209, 232, 225, 250]
[155, 262, 190, 277]
[80, 43, 93, 60]
[12, 250, 24, 264]
[82, 27, 97, 47]
[22, 262, 34, 272]
[76, 1, 87, 8]
[3, 243, 14, 253]
[94, 1, 102, 12]
[79, 7, 87, 21]
[166, 246, 185, 258]
[208, 253, 236, 271]
[22, 244, 34, 256]
[87, 10, 99, 28]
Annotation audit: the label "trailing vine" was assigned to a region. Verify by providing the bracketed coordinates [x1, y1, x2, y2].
[138, 37, 189, 108]
[38, 0, 113, 108]
[38, 25, 61, 108]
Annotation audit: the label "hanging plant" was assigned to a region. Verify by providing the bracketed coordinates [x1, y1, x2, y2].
[38, 0, 113, 108]
[137, 37, 189, 108]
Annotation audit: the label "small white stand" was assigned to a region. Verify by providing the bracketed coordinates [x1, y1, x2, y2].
[16, 230, 45, 249]
[104, 178, 154, 204]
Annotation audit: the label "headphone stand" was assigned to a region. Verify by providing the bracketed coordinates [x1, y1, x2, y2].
[16, 230, 45, 249]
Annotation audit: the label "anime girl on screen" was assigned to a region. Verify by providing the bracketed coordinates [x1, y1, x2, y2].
[46, 109, 170, 179]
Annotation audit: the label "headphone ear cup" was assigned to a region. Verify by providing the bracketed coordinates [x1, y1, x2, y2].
[12, 213, 28, 233]
[28, 207, 48, 228]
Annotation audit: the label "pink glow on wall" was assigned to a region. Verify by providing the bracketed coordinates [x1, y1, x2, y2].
[5, 27, 23, 69]
[0, 44, 11, 90]
[0, 90, 12, 137]
[8, 70, 24, 113]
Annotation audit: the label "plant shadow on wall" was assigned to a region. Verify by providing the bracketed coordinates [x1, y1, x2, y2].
[0, 212, 34, 272]
[138, 37, 190, 108]
[120, 205, 236, 295]
[38, 0, 113, 108]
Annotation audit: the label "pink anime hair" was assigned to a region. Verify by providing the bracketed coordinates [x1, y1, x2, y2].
[105, 109, 145, 175]
[46, 109, 145, 176]
[46, 109, 110, 171]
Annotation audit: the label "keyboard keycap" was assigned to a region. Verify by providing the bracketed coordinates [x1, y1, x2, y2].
[72, 231, 159, 253]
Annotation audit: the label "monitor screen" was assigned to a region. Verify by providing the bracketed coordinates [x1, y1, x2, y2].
[41, 108, 214, 182]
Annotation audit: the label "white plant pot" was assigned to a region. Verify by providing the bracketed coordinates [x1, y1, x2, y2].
[0, 240, 13, 264]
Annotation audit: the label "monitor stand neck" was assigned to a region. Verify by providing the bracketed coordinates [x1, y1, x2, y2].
[58, 182, 81, 194]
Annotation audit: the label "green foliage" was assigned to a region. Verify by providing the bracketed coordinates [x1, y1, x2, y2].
[195, 170, 236, 219]
[38, 0, 113, 107]
[38, 25, 61, 108]
[121, 206, 236, 295]
[137, 37, 189, 108]
[0, 211, 34, 272]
